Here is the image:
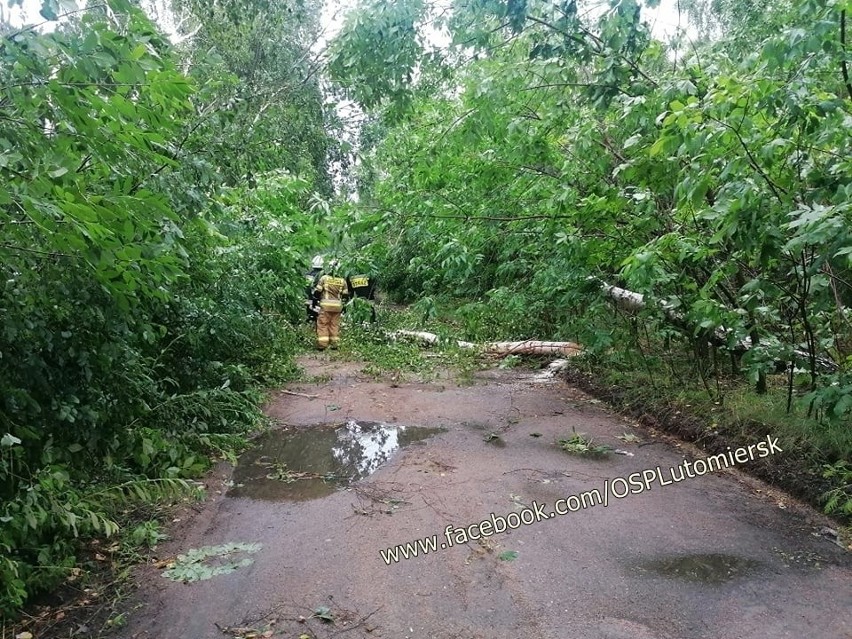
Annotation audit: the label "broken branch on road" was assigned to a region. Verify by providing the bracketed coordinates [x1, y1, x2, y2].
[391, 330, 583, 357]
[279, 389, 320, 399]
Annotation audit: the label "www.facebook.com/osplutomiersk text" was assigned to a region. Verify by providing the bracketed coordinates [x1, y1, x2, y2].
[380, 435, 783, 565]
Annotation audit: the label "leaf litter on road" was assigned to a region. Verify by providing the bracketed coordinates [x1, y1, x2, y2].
[161, 542, 262, 583]
[617, 432, 643, 444]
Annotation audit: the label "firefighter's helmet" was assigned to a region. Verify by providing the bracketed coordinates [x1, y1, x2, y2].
[311, 255, 324, 269]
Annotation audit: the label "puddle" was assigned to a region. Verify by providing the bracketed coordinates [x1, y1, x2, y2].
[637, 553, 761, 584]
[228, 420, 444, 501]
[462, 421, 489, 431]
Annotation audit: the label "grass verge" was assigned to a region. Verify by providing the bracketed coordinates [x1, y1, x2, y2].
[565, 355, 852, 535]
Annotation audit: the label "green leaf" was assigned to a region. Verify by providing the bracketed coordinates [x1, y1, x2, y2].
[832, 394, 852, 417]
[161, 542, 262, 583]
[623, 134, 642, 149]
[498, 550, 519, 561]
[313, 605, 334, 622]
[39, 0, 59, 20]
[1, 434, 22, 447]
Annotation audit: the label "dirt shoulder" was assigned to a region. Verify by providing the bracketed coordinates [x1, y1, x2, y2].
[562, 366, 849, 534]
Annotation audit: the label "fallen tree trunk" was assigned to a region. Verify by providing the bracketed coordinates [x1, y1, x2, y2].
[591, 277, 837, 372]
[485, 340, 582, 357]
[391, 330, 474, 349]
[391, 331, 582, 357]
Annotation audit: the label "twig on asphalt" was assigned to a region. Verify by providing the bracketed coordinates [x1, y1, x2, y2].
[329, 606, 383, 637]
[280, 390, 320, 399]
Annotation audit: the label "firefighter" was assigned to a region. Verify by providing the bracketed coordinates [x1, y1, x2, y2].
[346, 271, 377, 323]
[313, 259, 348, 350]
[305, 255, 324, 324]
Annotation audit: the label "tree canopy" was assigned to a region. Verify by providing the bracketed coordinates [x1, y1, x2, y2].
[1, 0, 851, 618]
[0, 0, 330, 613]
[328, 0, 852, 433]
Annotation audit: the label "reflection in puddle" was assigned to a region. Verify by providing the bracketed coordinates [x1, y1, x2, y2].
[228, 420, 443, 501]
[637, 553, 761, 584]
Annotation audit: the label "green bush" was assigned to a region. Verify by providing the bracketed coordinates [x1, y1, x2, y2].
[0, 0, 326, 611]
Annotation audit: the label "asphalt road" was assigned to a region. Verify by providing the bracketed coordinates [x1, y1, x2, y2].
[123, 357, 852, 639]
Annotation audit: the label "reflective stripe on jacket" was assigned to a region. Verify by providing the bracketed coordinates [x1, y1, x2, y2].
[315, 274, 348, 311]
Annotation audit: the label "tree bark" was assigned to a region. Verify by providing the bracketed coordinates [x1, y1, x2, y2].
[590, 277, 837, 372]
[391, 331, 582, 356]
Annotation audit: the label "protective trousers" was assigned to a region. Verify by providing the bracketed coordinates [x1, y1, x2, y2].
[316, 307, 342, 350]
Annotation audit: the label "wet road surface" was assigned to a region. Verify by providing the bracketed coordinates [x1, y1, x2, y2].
[123, 357, 852, 639]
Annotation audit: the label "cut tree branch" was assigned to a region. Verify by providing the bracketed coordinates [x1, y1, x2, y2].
[391, 330, 583, 357]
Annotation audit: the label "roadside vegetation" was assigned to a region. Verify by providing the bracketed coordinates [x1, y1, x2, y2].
[325, 305, 484, 384]
[326, 0, 852, 523]
[1, 0, 333, 618]
[2, 0, 851, 627]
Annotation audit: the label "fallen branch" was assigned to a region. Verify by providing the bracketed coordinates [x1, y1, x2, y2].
[590, 277, 837, 372]
[391, 329, 475, 349]
[485, 340, 582, 357]
[391, 330, 582, 357]
[279, 390, 319, 399]
[329, 605, 383, 637]
[528, 358, 571, 381]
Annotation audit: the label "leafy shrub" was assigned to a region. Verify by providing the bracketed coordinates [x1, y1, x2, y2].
[0, 1, 326, 612]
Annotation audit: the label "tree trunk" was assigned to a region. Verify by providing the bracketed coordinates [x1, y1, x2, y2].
[391, 331, 582, 357]
[590, 277, 837, 372]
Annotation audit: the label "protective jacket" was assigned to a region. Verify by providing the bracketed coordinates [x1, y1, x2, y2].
[305, 267, 323, 321]
[346, 273, 376, 300]
[314, 274, 348, 311]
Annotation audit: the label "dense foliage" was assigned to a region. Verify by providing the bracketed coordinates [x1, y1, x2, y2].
[2, 0, 851, 619]
[329, 0, 852, 501]
[1, 0, 330, 613]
